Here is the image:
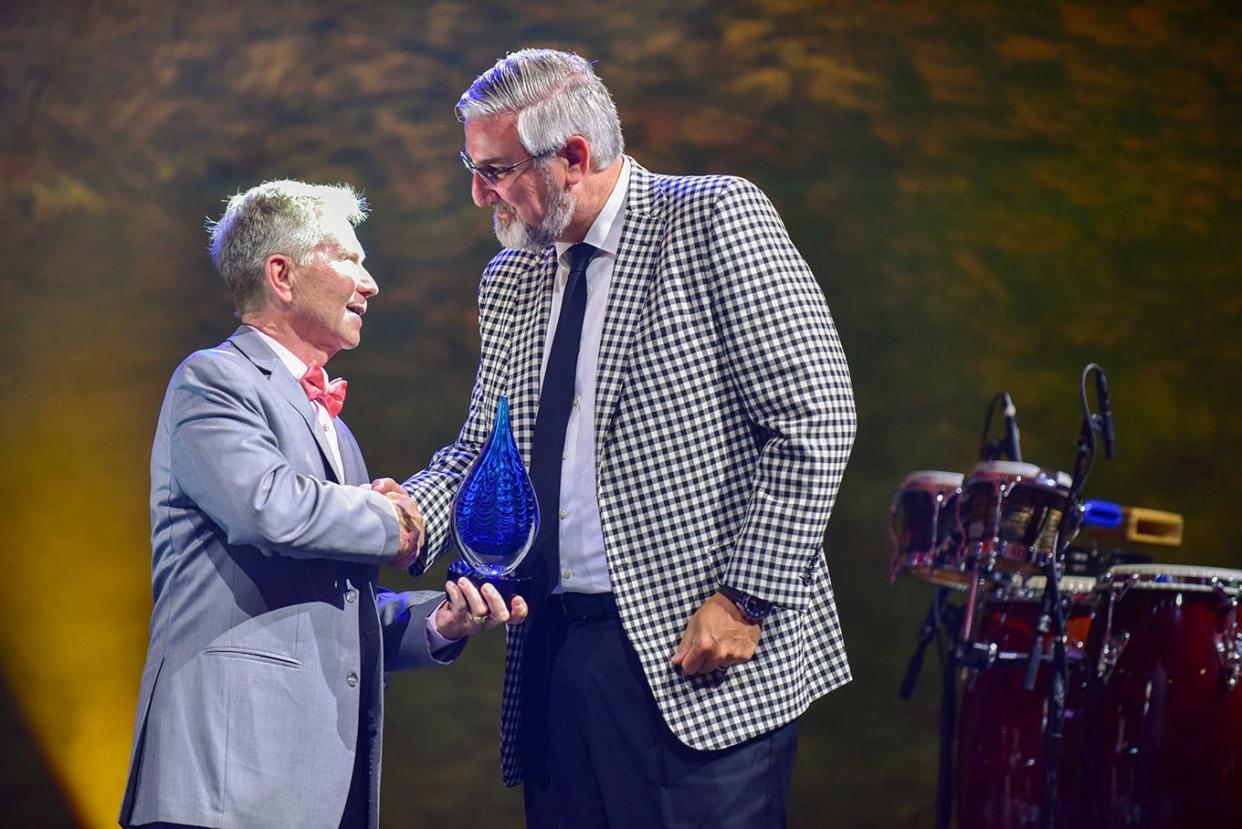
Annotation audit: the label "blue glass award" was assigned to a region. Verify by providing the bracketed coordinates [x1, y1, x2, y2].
[447, 395, 538, 603]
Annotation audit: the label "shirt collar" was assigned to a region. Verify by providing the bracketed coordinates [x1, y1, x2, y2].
[246, 325, 324, 383]
[554, 157, 630, 265]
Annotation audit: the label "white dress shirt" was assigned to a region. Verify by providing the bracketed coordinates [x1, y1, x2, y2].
[542, 159, 631, 595]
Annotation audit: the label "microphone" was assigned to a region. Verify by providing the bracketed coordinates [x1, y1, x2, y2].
[1095, 370, 1115, 459]
[1001, 392, 1022, 462]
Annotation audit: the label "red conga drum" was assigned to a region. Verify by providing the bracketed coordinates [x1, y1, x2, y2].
[888, 470, 965, 588]
[959, 462, 1075, 574]
[1081, 564, 1242, 826]
[956, 575, 1097, 828]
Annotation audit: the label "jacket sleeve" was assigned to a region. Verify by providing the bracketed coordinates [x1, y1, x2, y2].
[709, 178, 857, 610]
[401, 262, 514, 576]
[377, 588, 467, 670]
[168, 351, 401, 564]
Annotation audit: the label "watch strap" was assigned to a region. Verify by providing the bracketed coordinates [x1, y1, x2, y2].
[718, 584, 772, 623]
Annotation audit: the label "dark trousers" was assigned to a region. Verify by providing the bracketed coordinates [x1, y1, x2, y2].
[519, 593, 799, 829]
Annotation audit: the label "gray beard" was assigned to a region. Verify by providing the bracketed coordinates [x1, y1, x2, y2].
[493, 167, 576, 252]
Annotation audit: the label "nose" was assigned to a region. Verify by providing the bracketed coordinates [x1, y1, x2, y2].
[471, 172, 497, 208]
[358, 265, 378, 298]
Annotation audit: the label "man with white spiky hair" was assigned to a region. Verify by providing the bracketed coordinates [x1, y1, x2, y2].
[120, 179, 525, 829]
[401, 49, 856, 826]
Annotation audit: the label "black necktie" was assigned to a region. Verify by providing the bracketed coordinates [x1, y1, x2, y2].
[523, 243, 597, 602]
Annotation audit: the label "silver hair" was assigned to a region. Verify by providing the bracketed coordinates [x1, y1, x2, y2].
[206, 180, 368, 315]
[456, 48, 624, 170]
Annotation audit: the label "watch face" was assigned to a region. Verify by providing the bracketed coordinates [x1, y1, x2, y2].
[742, 597, 770, 619]
[735, 595, 769, 620]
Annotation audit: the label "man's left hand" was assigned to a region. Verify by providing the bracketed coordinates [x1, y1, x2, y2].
[435, 578, 528, 640]
[671, 592, 761, 675]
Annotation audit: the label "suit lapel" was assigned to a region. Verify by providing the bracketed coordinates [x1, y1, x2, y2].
[228, 326, 343, 483]
[594, 162, 664, 454]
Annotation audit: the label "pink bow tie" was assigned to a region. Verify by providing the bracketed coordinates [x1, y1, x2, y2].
[299, 361, 347, 418]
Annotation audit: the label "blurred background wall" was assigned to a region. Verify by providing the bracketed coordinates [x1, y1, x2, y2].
[0, 1, 1237, 826]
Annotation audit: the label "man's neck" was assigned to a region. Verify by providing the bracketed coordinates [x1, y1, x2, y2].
[242, 314, 333, 367]
[562, 158, 625, 243]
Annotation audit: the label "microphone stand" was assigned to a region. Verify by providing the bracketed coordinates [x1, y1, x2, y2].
[897, 586, 961, 829]
[1028, 364, 1110, 829]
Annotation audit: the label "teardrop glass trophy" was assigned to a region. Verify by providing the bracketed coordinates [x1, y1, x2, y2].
[448, 395, 538, 603]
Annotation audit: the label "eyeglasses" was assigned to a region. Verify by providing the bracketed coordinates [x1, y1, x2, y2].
[459, 148, 553, 187]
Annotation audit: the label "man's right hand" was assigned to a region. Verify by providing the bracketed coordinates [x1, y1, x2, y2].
[371, 480, 425, 568]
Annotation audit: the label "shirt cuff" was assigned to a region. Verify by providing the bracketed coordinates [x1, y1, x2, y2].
[424, 600, 462, 660]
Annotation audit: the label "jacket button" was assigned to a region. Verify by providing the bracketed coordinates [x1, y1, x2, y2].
[346, 589, 358, 604]
[346, 672, 358, 688]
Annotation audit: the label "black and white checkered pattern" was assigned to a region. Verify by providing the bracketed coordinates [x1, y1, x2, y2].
[405, 160, 857, 785]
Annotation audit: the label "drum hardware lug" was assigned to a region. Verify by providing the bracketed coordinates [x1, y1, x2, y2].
[1097, 631, 1129, 681]
[1217, 591, 1241, 691]
[1216, 634, 1241, 691]
[959, 639, 999, 670]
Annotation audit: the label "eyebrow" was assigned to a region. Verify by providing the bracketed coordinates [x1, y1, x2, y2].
[464, 148, 510, 167]
[322, 237, 364, 262]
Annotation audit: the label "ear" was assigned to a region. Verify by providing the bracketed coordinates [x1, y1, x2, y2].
[563, 135, 591, 186]
[264, 254, 297, 304]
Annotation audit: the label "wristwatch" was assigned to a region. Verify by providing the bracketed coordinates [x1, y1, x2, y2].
[717, 585, 772, 624]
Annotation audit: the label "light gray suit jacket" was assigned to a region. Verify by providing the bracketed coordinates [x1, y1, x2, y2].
[120, 326, 457, 829]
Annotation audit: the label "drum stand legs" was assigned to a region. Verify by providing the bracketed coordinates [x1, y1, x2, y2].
[937, 623, 960, 829]
[1027, 554, 1070, 829]
[898, 586, 962, 829]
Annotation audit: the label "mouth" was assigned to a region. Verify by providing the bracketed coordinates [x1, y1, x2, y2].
[346, 302, 367, 319]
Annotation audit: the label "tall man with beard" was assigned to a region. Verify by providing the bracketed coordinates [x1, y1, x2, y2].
[399, 49, 856, 827]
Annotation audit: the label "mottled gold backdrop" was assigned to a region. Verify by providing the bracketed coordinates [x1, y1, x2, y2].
[1, 1, 1238, 826]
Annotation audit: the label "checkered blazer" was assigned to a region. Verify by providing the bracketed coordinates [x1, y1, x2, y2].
[406, 159, 856, 785]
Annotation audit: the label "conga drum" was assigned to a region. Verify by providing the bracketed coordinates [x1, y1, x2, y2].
[888, 471, 965, 588]
[956, 575, 1097, 828]
[959, 462, 1076, 574]
[1081, 564, 1242, 826]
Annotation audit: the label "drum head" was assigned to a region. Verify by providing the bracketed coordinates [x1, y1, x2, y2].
[1104, 563, 1242, 594]
[967, 460, 1071, 489]
[967, 460, 1043, 481]
[901, 470, 964, 488]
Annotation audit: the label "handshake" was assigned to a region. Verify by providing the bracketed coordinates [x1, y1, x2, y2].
[369, 476, 425, 568]
[367, 477, 528, 639]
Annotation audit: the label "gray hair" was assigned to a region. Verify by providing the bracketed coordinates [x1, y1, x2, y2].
[206, 180, 368, 315]
[456, 49, 624, 171]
